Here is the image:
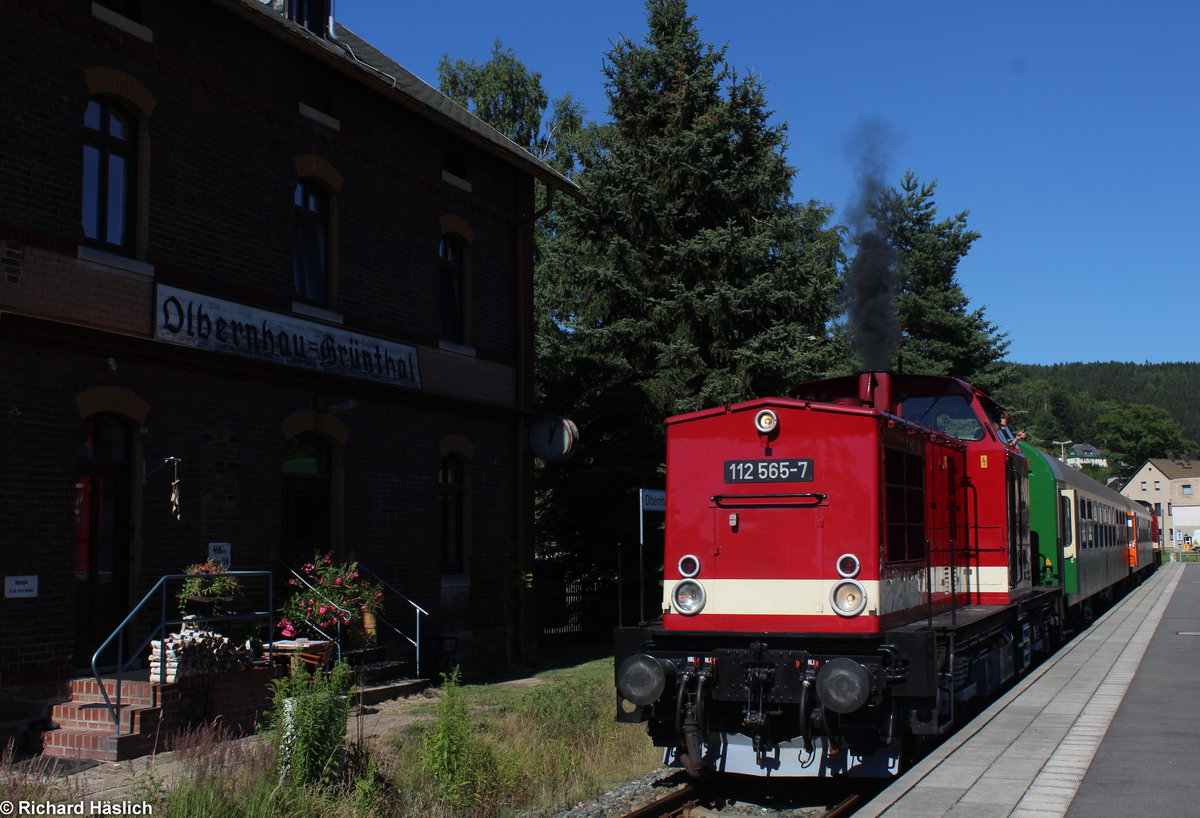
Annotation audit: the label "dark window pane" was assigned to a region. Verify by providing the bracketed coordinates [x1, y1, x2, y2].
[107, 108, 128, 141]
[293, 181, 329, 304]
[105, 153, 127, 246]
[82, 145, 102, 239]
[82, 98, 135, 252]
[293, 220, 328, 304]
[440, 266, 464, 342]
[85, 100, 103, 132]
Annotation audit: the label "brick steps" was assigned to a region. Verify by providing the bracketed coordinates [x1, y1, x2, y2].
[50, 700, 162, 734]
[343, 645, 430, 704]
[37, 664, 281, 762]
[39, 727, 161, 762]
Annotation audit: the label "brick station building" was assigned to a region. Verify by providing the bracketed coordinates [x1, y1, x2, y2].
[0, 0, 575, 739]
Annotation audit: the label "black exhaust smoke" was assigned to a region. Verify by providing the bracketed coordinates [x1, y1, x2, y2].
[843, 117, 900, 372]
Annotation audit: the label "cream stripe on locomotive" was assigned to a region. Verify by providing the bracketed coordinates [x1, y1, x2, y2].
[664, 565, 1016, 618]
[664, 578, 883, 617]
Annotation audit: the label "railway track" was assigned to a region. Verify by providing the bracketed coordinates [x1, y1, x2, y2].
[618, 782, 863, 818]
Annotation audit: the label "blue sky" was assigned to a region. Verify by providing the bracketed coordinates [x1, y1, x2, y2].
[335, 0, 1197, 366]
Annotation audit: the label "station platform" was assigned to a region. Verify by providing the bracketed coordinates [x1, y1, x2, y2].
[857, 560, 1197, 817]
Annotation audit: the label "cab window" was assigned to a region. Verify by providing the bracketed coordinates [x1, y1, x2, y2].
[899, 394, 984, 441]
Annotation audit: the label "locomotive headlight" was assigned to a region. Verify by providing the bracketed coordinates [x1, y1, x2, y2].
[836, 553, 860, 578]
[671, 579, 706, 615]
[678, 554, 701, 578]
[831, 579, 868, 616]
[753, 409, 779, 435]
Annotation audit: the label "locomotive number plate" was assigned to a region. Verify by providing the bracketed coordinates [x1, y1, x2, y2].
[724, 459, 813, 483]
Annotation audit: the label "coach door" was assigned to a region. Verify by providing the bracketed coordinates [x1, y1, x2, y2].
[74, 414, 133, 668]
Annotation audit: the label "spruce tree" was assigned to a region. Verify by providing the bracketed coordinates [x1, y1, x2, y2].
[865, 170, 1010, 392]
[537, 0, 842, 584]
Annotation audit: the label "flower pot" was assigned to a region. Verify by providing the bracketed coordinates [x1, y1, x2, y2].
[360, 610, 378, 646]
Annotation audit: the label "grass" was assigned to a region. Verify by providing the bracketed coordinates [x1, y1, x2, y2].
[14, 654, 662, 817]
[0, 741, 84, 806]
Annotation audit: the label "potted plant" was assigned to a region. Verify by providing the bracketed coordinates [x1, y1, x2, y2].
[178, 558, 241, 620]
[278, 552, 384, 641]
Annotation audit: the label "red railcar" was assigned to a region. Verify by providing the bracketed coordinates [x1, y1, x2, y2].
[615, 372, 1061, 777]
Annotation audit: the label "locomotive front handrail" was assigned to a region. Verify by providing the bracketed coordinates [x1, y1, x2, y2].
[710, 493, 826, 508]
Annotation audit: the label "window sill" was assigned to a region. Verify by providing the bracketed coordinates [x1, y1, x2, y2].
[438, 339, 476, 357]
[441, 170, 473, 193]
[91, 2, 153, 42]
[77, 245, 155, 278]
[298, 102, 341, 131]
[291, 302, 344, 324]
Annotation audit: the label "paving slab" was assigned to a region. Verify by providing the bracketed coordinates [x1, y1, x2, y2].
[858, 562, 1190, 817]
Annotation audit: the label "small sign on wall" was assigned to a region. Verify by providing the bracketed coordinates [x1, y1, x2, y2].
[208, 542, 232, 569]
[5, 575, 38, 598]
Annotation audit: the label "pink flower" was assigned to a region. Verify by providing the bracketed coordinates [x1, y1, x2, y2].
[334, 577, 343, 585]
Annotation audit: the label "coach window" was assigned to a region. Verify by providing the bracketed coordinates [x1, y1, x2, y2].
[1184, 485, 1193, 496]
[83, 98, 136, 253]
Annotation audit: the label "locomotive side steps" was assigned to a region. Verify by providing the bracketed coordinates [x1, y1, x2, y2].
[857, 561, 1192, 817]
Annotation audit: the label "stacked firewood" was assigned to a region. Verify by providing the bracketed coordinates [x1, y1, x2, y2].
[148, 629, 256, 683]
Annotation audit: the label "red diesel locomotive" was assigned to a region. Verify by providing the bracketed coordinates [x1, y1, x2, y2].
[614, 371, 1154, 777]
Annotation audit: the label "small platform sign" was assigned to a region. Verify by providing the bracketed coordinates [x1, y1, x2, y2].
[208, 541, 232, 569]
[5, 575, 38, 599]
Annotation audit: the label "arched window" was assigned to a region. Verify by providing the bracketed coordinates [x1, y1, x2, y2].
[294, 180, 330, 306]
[82, 98, 136, 252]
[439, 234, 467, 344]
[439, 454, 466, 574]
[282, 432, 332, 565]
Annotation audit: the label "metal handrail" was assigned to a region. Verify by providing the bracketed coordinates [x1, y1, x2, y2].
[355, 563, 429, 677]
[90, 570, 274, 736]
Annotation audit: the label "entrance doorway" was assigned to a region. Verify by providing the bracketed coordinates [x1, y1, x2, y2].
[74, 413, 132, 668]
[282, 432, 331, 568]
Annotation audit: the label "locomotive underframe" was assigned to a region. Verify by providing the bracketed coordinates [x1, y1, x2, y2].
[615, 588, 1064, 777]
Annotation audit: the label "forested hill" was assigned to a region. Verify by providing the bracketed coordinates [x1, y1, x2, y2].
[1010, 362, 1200, 443]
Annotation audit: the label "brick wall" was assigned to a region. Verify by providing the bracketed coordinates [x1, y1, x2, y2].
[0, 0, 540, 703]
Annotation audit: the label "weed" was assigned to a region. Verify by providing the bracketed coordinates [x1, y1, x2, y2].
[268, 657, 353, 786]
[0, 740, 82, 805]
